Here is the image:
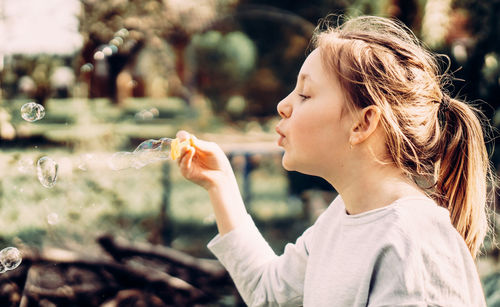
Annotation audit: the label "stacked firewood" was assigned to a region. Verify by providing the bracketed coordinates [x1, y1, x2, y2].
[0, 235, 237, 306]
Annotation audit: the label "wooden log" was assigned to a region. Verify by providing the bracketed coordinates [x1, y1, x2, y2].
[16, 248, 209, 305]
[97, 235, 227, 279]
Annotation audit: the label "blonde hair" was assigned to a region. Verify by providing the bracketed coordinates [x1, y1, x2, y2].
[313, 15, 495, 259]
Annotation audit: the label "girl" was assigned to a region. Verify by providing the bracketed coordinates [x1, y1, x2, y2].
[176, 15, 493, 306]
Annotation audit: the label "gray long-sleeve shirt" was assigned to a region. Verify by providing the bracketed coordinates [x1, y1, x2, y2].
[208, 195, 486, 306]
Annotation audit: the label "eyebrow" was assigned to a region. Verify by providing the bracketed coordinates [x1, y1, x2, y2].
[297, 73, 316, 88]
[298, 73, 310, 82]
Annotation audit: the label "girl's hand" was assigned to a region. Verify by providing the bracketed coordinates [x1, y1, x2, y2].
[176, 130, 235, 190]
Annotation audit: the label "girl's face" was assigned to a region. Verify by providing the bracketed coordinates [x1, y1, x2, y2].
[276, 48, 353, 177]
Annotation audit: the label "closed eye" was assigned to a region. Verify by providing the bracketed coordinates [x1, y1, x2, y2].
[298, 94, 310, 101]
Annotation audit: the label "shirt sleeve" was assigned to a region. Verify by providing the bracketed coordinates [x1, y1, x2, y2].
[207, 214, 313, 306]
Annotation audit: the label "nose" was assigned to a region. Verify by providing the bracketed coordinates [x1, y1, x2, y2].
[277, 93, 292, 118]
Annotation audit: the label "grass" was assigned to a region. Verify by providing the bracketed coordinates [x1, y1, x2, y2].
[0, 143, 300, 258]
[1, 98, 500, 306]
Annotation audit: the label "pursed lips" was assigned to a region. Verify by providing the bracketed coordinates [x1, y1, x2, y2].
[275, 126, 286, 146]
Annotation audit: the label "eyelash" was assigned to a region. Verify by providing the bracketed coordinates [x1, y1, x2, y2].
[298, 94, 310, 101]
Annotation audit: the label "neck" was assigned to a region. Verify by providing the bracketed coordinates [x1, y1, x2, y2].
[326, 160, 427, 215]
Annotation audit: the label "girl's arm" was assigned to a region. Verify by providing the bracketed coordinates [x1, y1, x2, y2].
[175, 131, 309, 306]
[176, 130, 248, 235]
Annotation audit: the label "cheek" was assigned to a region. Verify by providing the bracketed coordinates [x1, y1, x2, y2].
[289, 117, 331, 160]
[290, 119, 318, 148]
[293, 112, 349, 158]
[291, 110, 334, 142]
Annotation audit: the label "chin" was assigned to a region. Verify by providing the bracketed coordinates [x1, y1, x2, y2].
[282, 157, 322, 177]
[281, 155, 295, 171]
[281, 160, 293, 171]
[282, 157, 309, 174]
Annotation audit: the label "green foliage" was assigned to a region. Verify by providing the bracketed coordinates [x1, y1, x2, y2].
[187, 31, 257, 113]
[0, 145, 294, 255]
[0, 97, 294, 254]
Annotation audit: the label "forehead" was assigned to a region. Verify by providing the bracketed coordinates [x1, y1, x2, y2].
[299, 48, 323, 78]
[298, 48, 341, 89]
[298, 47, 352, 116]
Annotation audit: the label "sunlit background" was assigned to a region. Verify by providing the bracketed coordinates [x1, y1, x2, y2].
[0, 0, 499, 306]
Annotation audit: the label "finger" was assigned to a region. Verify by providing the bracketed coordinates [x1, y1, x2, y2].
[191, 137, 219, 153]
[179, 146, 195, 170]
[185, 146, 195, 169]
[179, 139, 193, 159]
[176, 130, 190, 141]
[189, 134, 197, 146]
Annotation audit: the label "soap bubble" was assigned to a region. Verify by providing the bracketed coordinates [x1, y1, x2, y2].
[0, 247, 22, 271]
[93, 51, 105, 61]
[109, 138, 176, 171]
[135, 109, 154, 121]
[17, 157, 34, 174]
[131, 138, 172, 169]
[115, 28, 129, 38]
[47, 212, 59, 225]
[134, 138, 168, 152]
[110, 37, 123, 47]
[20, 102, 45, 122]
[37, 156, 58, 188]
[80, 63, 94, 73]
[108, 152, 134, 171]
[135, 108, 159, 120]
[149, 108, 160, 117]
[102, 46, 113, 56]
[77, 154, 94, 171]
[103, 45, 118, 56]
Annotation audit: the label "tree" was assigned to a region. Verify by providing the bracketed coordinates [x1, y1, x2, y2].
[78, 0, 236, 103]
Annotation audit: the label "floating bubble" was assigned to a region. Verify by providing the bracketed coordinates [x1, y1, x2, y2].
[17, 157, 34, 174]
[20, 102, 45, 122]
[132, 138, 172, 169]
[93, 51, 105, 61]
[149, 108, 160, 117]
[134, 138, 170, 152]
[109, 138, 174, 170]
[108, 152, 134, 171]
[37, 156, 58, 188]
[102, 46, 114, 56]
[135, 109, 154, 121]
[110, 37, 124, 47]
[105, 45, 118, 55]
[115, 28, 129, 38]
[108, 137, 189, 171]
[80, 63, 94, 73]
[77, 154, 94, 171]
[47, 212, 59, 225]
[0, 247, 22, 271]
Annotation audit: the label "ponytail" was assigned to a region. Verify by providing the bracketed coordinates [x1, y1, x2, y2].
[313, 15, 495, 259]
[436, 96, 493, 259]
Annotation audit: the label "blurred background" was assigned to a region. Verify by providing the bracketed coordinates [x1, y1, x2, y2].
[0, 0, 499, 306]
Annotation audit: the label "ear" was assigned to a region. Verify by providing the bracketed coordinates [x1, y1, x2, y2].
[349, 106, 382, 146]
